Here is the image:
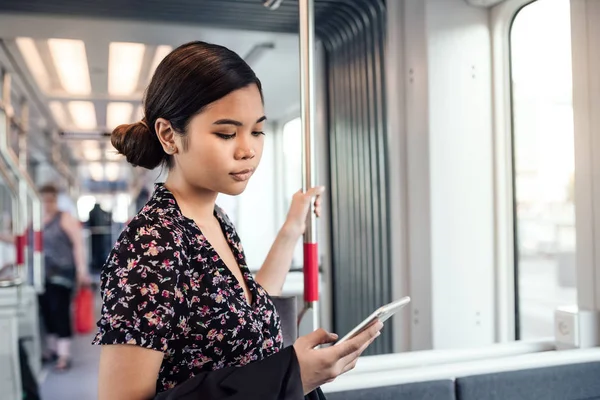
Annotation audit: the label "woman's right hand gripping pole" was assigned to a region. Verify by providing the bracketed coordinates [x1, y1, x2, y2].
[293, 320, 384, 395]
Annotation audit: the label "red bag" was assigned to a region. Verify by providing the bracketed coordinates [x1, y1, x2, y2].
[73, 287, 94, 334]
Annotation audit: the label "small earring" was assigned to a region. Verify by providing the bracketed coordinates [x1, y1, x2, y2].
[166, 147, 175, 154]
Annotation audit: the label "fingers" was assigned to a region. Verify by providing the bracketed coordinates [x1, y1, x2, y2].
[292, 186, 324, 218]
[335, 328, 380, 379]
[338, 331, 378, 370]
[305, 186, 325, 198]
[309, 323, 381, 387]
[340, 358, 359, 375]
[314, 197, 321, 218]
[319, 335, 374, 385]
[334, 321, 383, 359]
[306, 187, 324, 217]
[299, 328, 338, 349]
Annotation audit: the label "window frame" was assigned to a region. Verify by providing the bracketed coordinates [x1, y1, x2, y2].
[507, 0, 578, 340]
[491, 0, 539, 343]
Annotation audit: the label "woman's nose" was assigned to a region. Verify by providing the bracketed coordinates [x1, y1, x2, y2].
[234, 138, 256, 160]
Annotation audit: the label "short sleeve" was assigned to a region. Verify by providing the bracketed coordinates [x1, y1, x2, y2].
[93, 222, 187, 352]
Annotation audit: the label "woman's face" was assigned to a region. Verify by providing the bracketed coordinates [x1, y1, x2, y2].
[172, 84, 266, 196]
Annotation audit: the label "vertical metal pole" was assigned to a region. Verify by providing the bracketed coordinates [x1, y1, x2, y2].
[19, 100, 43, 293]
[298, 0, 319, 328]
[18, 99, 30, 282]
[2, 72, 24, 279]
[1, 71, 44, 293]
[0, 94, 19, 286]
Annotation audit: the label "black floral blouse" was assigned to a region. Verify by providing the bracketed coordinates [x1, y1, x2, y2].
[92, 183, 283, 393]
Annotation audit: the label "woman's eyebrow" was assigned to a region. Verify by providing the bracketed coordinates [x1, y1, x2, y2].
[212, 116, 267, 126]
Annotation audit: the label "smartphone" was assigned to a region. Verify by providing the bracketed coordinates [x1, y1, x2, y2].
[335, 296, 411, 345]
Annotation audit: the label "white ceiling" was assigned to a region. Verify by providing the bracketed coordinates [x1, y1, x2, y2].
[0, 12, 301, 185]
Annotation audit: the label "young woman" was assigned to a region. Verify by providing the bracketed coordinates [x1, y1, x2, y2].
[94, 41, 382, 400]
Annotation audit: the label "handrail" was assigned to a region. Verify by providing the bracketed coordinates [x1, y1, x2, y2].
[0, 105, 22, 290]
[1, 70, 44, 293]
[0, 170, 21, 289]
[51, 131, 77, 193]
[0, 276, 23, 288]
[17, 99, 30, 277]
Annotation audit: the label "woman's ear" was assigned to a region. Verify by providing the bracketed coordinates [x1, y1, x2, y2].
[155, 118, 178, 155]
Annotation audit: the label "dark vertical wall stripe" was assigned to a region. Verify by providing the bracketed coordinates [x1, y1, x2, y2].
[319, 0, 390, 356]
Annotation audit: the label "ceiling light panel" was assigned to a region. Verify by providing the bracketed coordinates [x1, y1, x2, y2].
[82, 140, 101, 161]
[48, 38, 92, 95]
[15, 37, 51, 93]
[67, 101, 97, 130]
[135, 105, 144, 120]
[148, 45, 172, 82]
[48, 101, 68, 129]
[107, 102, 134, 130]
[105, 163, 120, 182]
[105, 148, 123, 161]
[83, 147, 102, 161]
[89, 162, 104, 181]
[109, 42, 146, 96]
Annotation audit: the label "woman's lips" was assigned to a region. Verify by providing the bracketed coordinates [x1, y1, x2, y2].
[230, 168, 254, 181]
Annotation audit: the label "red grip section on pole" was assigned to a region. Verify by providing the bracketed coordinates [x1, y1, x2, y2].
[34, 230, 43, 253]
[15, 234, 25, 265]
[303, 242, 319, 302]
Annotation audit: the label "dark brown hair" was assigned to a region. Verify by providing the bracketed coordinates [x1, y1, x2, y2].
[39, 184, 59, 195]
[111, 41, 263, 170]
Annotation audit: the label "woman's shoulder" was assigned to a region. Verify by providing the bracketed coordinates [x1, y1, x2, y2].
[101, 211, 188, 293]
[113, 205, 189, 258]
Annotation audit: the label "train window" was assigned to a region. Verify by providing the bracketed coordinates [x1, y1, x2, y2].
[281, 117, 303, 267]
[510, 0, 576, 339]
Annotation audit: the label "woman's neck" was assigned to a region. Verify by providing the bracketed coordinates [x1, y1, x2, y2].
[44, 208, 59, 222]
[164, 171, 218, 225]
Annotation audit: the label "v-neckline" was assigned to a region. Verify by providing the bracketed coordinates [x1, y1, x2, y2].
[157, 184, 255, 307]
[196, 216, 254, 308]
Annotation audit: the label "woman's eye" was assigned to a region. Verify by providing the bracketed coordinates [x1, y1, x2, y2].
[252, 131, 265, 136]
[216, 133, 235, 140]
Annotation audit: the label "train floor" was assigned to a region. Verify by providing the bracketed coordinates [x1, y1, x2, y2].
[38, 281, 101, 400]
[39, 330, 100, 400]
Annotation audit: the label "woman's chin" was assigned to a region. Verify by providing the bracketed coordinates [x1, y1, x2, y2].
[221, 181, 250, 196]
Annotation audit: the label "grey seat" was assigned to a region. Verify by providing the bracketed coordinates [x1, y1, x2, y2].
[455, 361, 600, 400]
[270, 296, 298, 348]
[325, 380, 456, 400]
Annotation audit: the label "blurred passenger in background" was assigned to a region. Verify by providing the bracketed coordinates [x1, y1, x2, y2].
[38, 184, 91, 371]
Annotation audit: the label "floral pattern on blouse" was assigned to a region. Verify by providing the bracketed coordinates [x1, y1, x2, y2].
[92, 183, 283, 393]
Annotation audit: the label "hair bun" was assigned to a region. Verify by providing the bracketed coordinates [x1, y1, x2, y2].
[111, 121, 165, 170]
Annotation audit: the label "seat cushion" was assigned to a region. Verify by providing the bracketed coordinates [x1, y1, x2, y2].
[455, 361, 600, 400]
[325, 380, 456, 400]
